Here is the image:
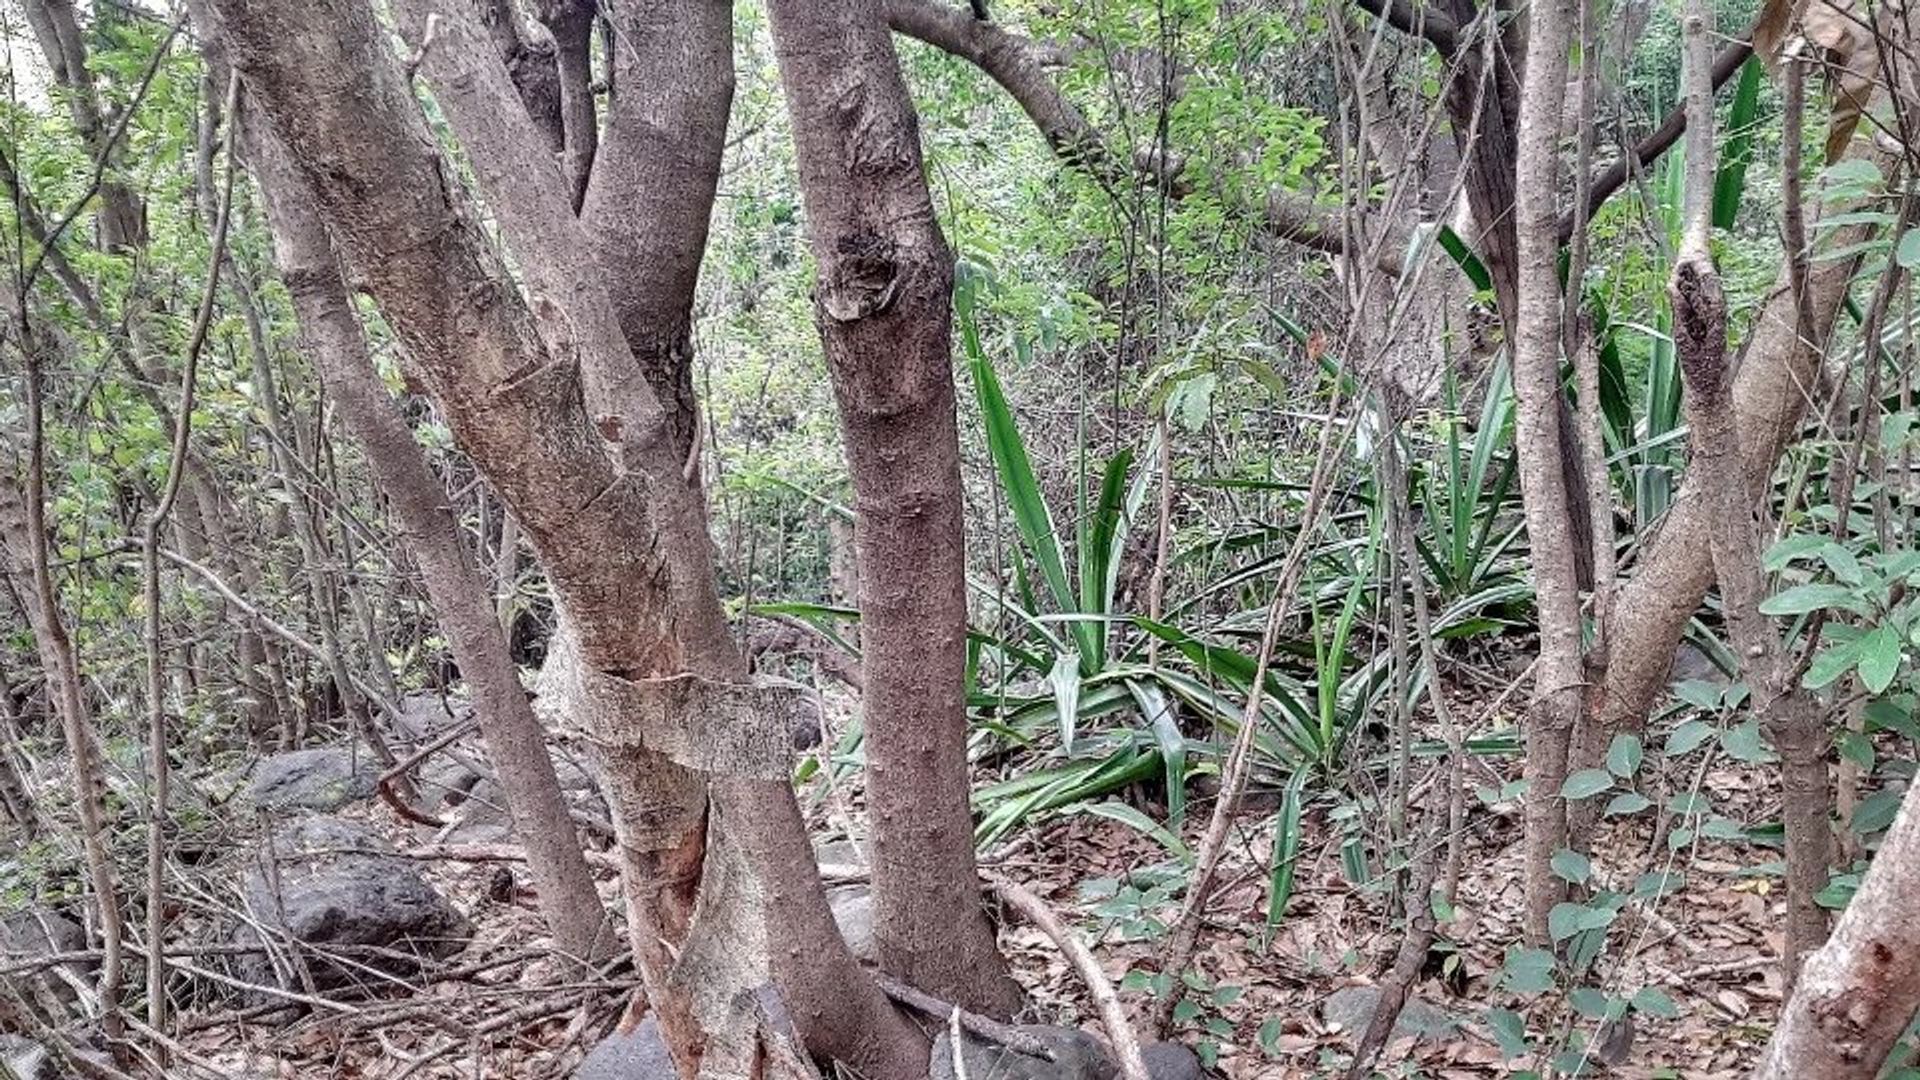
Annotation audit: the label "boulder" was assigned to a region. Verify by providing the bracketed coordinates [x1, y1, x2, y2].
[231, 815, 468, 998]
[826, 884, 877, 965]
[0, 909, 88, 1019]
[1139, 1041, 1204, 1080]
[243, 748, 379, 812]
[1321, 984, 1456, 1041]
[575, 1018, 674, 1080]
[0, 1032, 111, 1080]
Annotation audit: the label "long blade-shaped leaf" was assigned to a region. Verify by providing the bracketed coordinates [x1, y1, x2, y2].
[967, 325, 1077, 619]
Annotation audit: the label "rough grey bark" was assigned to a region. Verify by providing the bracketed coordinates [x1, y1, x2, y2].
[1506, 0, 1583, 947]
[207, 0, 925, 1072]
[244, 120, 610, 968]
[765, 0, 1022, 1018]
[1757, 780, 1920, 1079]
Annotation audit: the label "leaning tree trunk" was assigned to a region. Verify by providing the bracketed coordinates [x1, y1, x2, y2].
[1757, 776, 1920, 1079]
[243, 118, 611, 967]
[763, 0, 1021, 1018]
[203, 0, 926, 1072]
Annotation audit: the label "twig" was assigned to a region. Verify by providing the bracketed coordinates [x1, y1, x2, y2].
[985, 874, 1150, 1080]
[872, 972, 1056, 1059]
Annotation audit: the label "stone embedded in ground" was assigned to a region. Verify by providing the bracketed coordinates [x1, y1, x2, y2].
[1138, 1041, 1204, 1080]
[1320, 984, 1456, 1041]
[229, 814, 469, 1002]
[243, 747, 380, 811]
[930, 1025, 1115, 1080]
[574, 1017, 674, 1080]
[0, 909, 89, 1018]
[826, 884, 877, 965]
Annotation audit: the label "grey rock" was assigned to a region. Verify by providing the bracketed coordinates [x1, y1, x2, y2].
[231, 815, 469, 999]
[827, 884, 877, 965]
[575, 1018, 674, 1080]
[930, 1026, 1113, 1080]
[0, 909, 88, 1017]
[1321, 984, 1455, 1041]
[243, 748, 379, 811]
[1670, 641, 1731, 688]
[392, 693, 469, 740]
[0, 1032, 111, 1080]
[1139, 1041, 1204, 1080]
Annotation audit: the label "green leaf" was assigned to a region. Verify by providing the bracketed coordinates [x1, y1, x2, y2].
[1264, 771, 1307, 939]
[1499, 948, 1557, 995]
[1807, 636, 1868, 690]
[1665, 719, 1716, 756]
[1560, 769, 1616, 800]
[1897, 227, 1920, 269]
[1551, 848, 1592, 885]
[1606, 733, 1644, 778]
[1856, 623, 1903, 694]
[1607, 791, 1653, 815]
[1761, 583, 1869, 617]
[1631, 986, 1681, 1019]
[1764, 533, 1830, 570]
[1569, 987, 1610, 1019]
[1049, 653, 1082, 752]
[1837, 729, 1876, 771]
[1851, 788, 1905, 835]
[1486, 1007, 1529, 1060]
[1548, 902, 1614, 942]
[1722, 721, 1777, 764]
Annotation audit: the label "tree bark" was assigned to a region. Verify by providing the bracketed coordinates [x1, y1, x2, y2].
[243, 118, 612, 968]
[205, 0, 925, 1072]
[1757, 779, 1920, 1080]
[765, 0, 1022, 1018]
[533, 0, 597, 210]
[0, 332, 125, 1049]
[1506, 0, 1584, 946]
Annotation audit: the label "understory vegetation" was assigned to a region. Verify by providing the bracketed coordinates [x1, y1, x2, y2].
[3, 0, 1920, 1076]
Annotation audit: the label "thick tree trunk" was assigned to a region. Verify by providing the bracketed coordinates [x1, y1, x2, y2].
[206, 0, 925, 1072]
[576, 0, 732, 459]
[1506, 0, 1584, 947]
[1757, 778, 1920, 1079]
[244, 122, 611, 967]
[765, 0, 1021, 1018]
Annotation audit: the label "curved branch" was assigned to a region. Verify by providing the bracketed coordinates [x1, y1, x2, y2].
[1558, 38, 1754, 240]
[1350, 0, 1459, 55]
[886, 0, 1403, 275]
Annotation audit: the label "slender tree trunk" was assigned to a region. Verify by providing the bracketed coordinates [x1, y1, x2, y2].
[764, 0, 1021, 1018]
[1507, 0, 1584, 947]
[244, 119, 611, 966]
[0, 333, 124, 1051]
[1667, 0, 1831, 989]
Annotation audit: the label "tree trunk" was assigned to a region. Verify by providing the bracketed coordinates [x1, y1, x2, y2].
[244, 119, 612, 967]
[0, 334, 125, 1050]
[764, 0, 1022, 1018]
[1757, 777, 1920, 1079]
[1506, 0, 1584, 947]
[204, 0, 926, 1071]
[1666, 0, 1831, 989]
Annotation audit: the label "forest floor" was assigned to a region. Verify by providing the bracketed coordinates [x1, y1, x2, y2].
[177, 685, 1801, 1079]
